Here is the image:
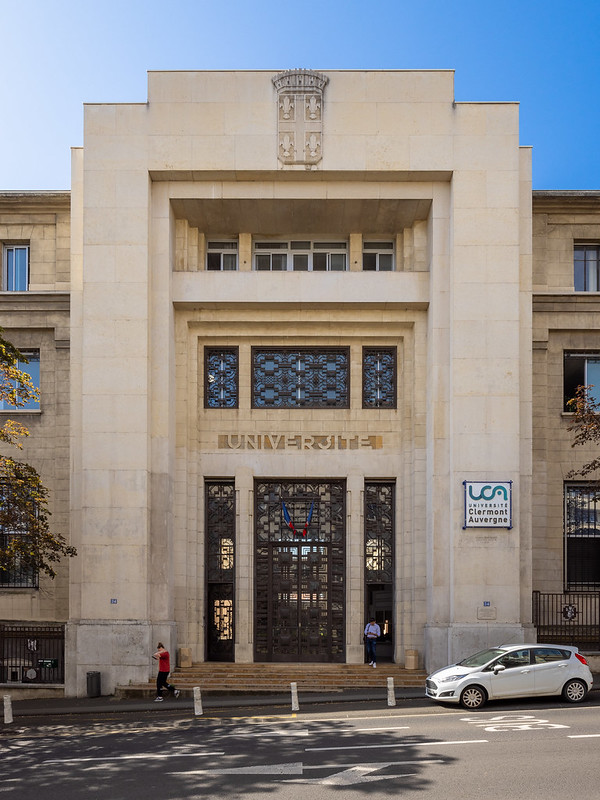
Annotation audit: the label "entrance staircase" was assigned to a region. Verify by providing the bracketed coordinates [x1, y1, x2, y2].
[116, 662, 426, 699]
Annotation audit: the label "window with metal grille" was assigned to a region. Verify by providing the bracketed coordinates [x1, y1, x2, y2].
[574, 244, 600, 292]
[363, 347, 397, 408]
[204, 348, 239, 408]
[0, 482, 39, 588]
[252, 348, 349, 408]
[565, 484, 600, 590]
[205, 481, 235, 661]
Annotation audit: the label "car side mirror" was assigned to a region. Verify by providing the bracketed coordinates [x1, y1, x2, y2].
[493, 664, 506, 675]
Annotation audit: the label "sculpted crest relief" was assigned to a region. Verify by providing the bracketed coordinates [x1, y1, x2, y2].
[273, 69, 329, 167]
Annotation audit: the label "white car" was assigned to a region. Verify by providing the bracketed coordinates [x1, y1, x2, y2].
[426, 643, 593, 709]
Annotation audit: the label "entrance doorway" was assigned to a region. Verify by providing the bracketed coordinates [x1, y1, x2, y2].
[254, 481, 345, 662]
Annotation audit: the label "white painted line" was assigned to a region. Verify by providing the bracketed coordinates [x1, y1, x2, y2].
[306, 739, 488, 752]
[43, 751, 225, 765]
[568, 734, 600, 739]
[231, 728, 309, 737]
[336, 725, 410, 733]
[172, 761, 304, 776]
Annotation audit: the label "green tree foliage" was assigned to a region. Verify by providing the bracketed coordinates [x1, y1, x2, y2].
[567, 385, 600, 479]
[0, 327, 76, 579]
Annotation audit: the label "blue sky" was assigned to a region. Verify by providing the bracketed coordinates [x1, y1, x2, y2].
[1, 0, 599, 190]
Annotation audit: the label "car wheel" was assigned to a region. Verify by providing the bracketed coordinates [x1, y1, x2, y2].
[460, 685, 487, 710]
[562, 679, 588, 703]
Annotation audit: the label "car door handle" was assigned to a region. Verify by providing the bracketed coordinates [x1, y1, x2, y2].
[520, 669, 531, 674]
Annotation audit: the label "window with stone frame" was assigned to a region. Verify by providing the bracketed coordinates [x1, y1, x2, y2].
[563, 351, 600, 410]
[0, 349, 40, 411]
[574, 244, 600, 292]
[2, 244, 29, 291]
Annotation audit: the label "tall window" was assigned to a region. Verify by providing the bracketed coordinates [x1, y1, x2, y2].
[0, 482, 39, 588]
[363, 347, 397, 408]
[565, 484, 600, 589]
[364, 482, 394, 651]
[574, 245, 600, 291]
[363, 241, 394, 271]
[0, 350, 40, 411]
[254, 240, 347, 271]
[205, 481, 235, 661]
[563, 352, 600, 410]
[252, 348, 349, 408]
[3, 245, 29, 291]
[204, 348, 238, 408]
[206, 240, 238, 271]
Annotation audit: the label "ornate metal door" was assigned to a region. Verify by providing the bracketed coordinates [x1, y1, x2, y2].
[255, 481, 345, 662]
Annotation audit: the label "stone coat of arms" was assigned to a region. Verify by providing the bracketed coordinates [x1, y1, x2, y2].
[273, 69, 329, 168]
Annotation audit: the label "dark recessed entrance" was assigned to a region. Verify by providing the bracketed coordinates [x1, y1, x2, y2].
[254, 480, 345, 662]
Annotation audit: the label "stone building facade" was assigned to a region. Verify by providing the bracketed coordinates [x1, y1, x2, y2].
[0, 70, 598, 697]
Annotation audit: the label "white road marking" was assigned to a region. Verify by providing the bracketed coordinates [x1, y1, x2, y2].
[306, 739, 488, 752]
[286, 765, 418, 785]
[461, 714, 569, 731]
[568, 734, 600, 739]
[336, 725, 410, 733]
[171, 762, 304, 776]
[42, 751, 225, 764]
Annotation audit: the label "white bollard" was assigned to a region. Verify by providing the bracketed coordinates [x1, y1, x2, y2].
[4, 695, 13, 725]
[387, 677, 396, 707]
[290, 681, 299, 712]
[193, 686, 203, 716]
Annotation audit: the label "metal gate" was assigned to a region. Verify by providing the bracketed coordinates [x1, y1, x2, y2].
[255, 480, 345, 662]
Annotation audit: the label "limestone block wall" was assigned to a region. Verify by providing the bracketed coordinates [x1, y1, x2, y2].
[0, 195, 71, 624]
[532, 193, 600, 592]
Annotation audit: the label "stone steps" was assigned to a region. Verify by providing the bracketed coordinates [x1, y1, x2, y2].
[116, 662, 426, 698]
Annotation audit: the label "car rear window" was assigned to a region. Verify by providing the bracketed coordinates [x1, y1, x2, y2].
[533, 648, 571, 663]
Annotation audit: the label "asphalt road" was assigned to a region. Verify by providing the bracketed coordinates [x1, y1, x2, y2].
[3, 695, 600, 799]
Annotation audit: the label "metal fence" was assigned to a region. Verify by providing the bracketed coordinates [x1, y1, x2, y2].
[532, 591, 600, 650]
[0, 624, 65, 684]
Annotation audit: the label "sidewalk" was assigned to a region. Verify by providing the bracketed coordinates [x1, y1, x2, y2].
[5, 685, 424, 720]
[5, 674, 599, 721]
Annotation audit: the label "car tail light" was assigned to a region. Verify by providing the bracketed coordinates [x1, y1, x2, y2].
[575, 653, 588, 666]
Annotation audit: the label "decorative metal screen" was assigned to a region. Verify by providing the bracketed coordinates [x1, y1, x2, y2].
[205, 481, 235, 660]
[565, 484, 600, 590]
[252, 348, 349, 408]
[255, 480, 345, 662]
[363, 347, 397, 408]
[365, 482, 394, 583]
[205, 348, 238, 408]
[0, 624, 64, 683]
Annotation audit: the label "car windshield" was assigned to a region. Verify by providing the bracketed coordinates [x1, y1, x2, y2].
[457, 648, 506, 668]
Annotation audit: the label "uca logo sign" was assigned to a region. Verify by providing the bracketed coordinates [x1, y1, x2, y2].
[463, 481, 512, 529]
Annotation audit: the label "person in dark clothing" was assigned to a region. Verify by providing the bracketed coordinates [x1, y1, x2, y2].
[364, 617, 381, 667]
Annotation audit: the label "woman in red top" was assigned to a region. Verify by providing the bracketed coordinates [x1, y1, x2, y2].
[152, 642, 180, 701]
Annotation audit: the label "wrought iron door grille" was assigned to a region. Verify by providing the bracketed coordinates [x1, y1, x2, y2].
[252, 348, 349, 408]
[205, 481, 235, 660]
[365, 482, 395, 583]
[254, 480, 345, 662]
[564, 484, 600, 589]
[362, 347, 397, 408]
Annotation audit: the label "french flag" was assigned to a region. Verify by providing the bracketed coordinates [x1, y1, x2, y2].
[282, 501, 296, 535]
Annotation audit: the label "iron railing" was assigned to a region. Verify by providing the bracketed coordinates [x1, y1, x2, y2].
[0, 623, 65, 684]
[532, 591, 600, 650]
